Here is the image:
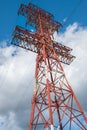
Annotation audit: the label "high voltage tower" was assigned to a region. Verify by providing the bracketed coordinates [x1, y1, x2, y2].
[11, 3, 87, 130]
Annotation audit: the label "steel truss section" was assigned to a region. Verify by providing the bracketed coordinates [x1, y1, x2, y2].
[11, 2, 87, 130]
[18, 3, 61, 34]
[11, 25, 75, 65]
[29, 48, 87, 130]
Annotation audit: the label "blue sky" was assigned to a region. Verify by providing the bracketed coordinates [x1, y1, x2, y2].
[0, 0, 87, 130]
[0, 0, 87, 42]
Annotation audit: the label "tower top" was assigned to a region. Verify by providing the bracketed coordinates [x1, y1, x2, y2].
[18, 3, 61, 34]
[11, 3, 75, 65]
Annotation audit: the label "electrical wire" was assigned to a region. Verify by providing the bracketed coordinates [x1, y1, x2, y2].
[63, 0, 83, 27]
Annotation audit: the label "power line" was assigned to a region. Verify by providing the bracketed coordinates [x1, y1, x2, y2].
[63, 0, 83, 27]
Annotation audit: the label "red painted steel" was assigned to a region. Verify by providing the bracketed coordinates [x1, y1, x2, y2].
[11, 2, 87, 130]
[11, 25, 75, 65]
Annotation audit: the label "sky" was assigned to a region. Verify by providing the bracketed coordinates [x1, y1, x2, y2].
[0, 0, 87, 42]
[0, 0, 87, 130]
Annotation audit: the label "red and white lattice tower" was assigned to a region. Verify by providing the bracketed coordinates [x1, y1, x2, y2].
[11, 3, 87, 130]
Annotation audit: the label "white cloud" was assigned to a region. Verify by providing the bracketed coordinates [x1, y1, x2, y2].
[0, 44, 36, 129]
[54, 22, 87, 112]
[63, 17, 67, 23]
[0, 22, 87, 129]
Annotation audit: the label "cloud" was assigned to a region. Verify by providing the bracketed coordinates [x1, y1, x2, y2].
[0, 44, 36, 129]
[54, 23, 87, 112]
[63, 17, 67, 23]
[0, 22, 87, 129]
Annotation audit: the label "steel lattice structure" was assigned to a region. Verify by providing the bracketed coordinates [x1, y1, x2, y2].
[11, 3, 87, 130]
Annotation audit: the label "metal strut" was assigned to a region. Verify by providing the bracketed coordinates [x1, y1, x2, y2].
[11, 2, 87, 130]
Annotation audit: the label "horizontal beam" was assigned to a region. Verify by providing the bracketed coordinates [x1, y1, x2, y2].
[18, 3, 61, 33]
[11, 26, 75, 65]
[18, 3, 54, 20]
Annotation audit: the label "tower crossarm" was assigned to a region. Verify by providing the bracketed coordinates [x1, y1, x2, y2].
[53, 41, 75, 64]
[11, 25, 75, 65]
[18, 3, 61, 34]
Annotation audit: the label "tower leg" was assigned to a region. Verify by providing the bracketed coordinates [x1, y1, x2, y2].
[29, 47, 87, 130]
